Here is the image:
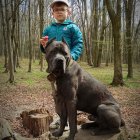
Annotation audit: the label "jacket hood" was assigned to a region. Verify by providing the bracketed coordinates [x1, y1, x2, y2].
[51, 19, 74, 25]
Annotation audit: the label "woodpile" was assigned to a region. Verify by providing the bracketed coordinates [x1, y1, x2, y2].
[20, 108, 53, 137]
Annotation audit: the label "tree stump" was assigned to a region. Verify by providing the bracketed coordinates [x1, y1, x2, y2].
[20, 108, 53, 137]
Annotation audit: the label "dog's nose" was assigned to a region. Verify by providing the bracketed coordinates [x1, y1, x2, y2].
[56, 58, 63, 64]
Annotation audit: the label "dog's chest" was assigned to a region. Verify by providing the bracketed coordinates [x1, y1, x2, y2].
[55, 78, 76, 100]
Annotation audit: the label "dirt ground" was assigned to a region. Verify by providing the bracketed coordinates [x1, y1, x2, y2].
[0, 83, 140, 138]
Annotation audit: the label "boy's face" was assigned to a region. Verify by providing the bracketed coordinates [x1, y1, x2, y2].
[52, 3, 70, 23]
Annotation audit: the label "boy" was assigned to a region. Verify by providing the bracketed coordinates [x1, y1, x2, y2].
[40, 0, 83, 61]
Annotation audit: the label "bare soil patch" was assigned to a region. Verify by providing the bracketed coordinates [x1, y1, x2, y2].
[0, 83, 140, 138]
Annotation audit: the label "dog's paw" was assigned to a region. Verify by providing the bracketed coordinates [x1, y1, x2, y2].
[88, 115, 96, 121]
[65, 136, 74, 140]
[52, 129, 63, 137]
[81, 123, 89, 129]
[81, 122, 98, 129]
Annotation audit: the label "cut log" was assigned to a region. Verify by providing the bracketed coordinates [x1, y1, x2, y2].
[20, 108, 53, 137]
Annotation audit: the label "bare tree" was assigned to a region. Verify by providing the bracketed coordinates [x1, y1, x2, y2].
[124, 0, 134, 78]
[97, 0, 106, 67]
[4, 0, 14, 82]
[92, 0, 99, 67]
[105, 0, 124, 86]
[77, 0, 93, 65]
[0, 0, 8, 72]
[39, 0, 44, 71]
[28, 0, 32, 72]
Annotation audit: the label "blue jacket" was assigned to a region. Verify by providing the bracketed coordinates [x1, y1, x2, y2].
[40, 19, 83, 61]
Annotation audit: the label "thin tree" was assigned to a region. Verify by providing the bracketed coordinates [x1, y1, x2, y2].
[97, 0, 106, 67]
[28, 0, 32, 72]
[133, 19, 140, 63]
[0, 0, 8, 72]
[77, 0, 93, 65]
[93, 0, 99, 67]
[39, 0, 44, 71]
[11, 0, 18, 72]
[4, 0, 14, 82]
[124, 0, 134, 78]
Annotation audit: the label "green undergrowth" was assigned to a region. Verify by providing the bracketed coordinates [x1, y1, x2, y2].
[0, 58, 140, 89]
[129, 134, 140, 140]
[79, 62, 140, 88]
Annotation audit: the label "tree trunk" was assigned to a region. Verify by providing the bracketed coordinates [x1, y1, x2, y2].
[0, 0, 8, 72]
[97, 0, 106, 67]
[77, 0, 93, 65]
[133, 19, 140, 63]
[112, 25, 124, 86]
[122, 3, 127, 64]
[106, 24, 113, 66]
[105, 0, 124, 86]
[28, 0, 32, 72]
[39, 0, 44, 71]
[11, 0, 17, 72]
[124, 0, 133, 78]
[83, 0, 93, 65]
[93, 0, 99, 67]
[16, 1, 20, 68]
[4, 0, 14, 83]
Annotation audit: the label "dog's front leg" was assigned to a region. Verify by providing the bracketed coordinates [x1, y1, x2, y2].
[52, 114, 67, 137]
[66, 99, 77, 140]
[52, 99, 67, 137]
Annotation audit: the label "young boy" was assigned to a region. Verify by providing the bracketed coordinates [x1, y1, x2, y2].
[40, 0, 83, 61]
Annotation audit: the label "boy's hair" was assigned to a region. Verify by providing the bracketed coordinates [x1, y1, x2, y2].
[50, 0, 70, 8]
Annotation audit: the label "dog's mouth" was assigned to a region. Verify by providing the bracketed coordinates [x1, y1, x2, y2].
[52, 69, 63, 76]
[52, 58, 66, 75]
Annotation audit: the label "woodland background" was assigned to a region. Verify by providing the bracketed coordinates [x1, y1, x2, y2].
[0, 0, 140, 85]
[0, 0, 140, 139]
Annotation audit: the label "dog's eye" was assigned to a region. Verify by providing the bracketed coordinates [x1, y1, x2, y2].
[61, 49, 67, 56]
[50, 50, 56, 56]
[63, 51, 68, 56]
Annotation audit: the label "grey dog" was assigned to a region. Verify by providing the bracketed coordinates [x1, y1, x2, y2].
[44, 38, 125, 140]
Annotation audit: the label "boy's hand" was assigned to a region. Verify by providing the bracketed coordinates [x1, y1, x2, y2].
[40, 36, 48, 48]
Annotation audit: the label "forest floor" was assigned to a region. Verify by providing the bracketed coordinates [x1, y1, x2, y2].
[0, 58, 140, 139]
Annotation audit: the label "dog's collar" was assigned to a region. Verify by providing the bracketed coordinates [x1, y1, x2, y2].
[47, 73, 56, 82]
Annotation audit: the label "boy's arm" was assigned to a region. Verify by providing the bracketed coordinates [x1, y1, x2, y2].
[40, 28, 48, 53]
[71, 25, 83, 61]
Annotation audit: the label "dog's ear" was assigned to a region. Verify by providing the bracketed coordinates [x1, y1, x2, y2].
[45, 37, 56, 50]
[62, 37, 69, 46]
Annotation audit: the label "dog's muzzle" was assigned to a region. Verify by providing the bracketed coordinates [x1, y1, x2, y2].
[48, 53, 66, 75]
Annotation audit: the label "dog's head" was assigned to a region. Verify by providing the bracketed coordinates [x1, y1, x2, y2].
[44, 38, 71, 76]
